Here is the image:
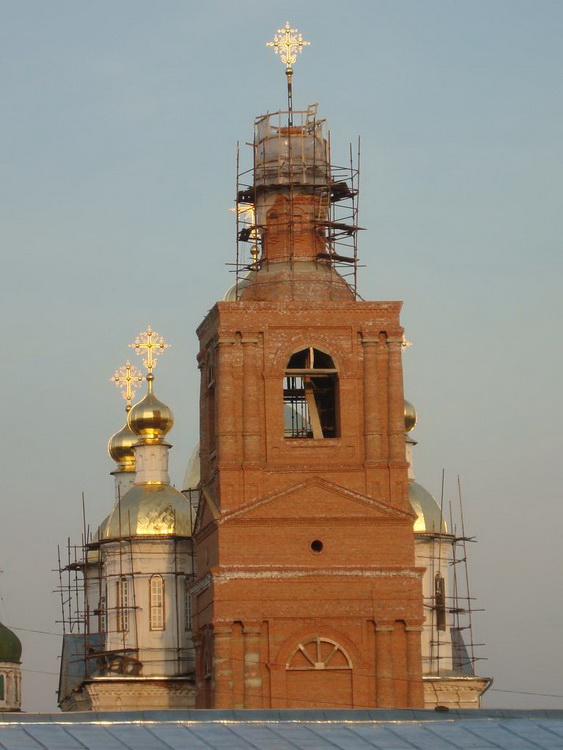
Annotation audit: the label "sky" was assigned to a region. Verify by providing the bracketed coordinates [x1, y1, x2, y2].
[0, 0, 561, 712]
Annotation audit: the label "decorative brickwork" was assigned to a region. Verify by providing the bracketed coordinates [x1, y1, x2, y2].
[192, 294, 425, 709]
[192, 103, 425, 709]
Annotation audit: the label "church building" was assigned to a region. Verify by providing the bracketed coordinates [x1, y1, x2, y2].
[57, 23, 489, 712]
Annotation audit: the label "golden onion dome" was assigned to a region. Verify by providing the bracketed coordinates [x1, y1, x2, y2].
[108, 421, 137, 468]
[404, 400, 417, 432]
[409, 481, 447, 534]
[102, 484, 194, 539]
[128, 373, 173, 443]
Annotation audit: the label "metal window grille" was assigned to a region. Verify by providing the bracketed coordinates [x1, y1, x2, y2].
[117, 578, 129, 632]
[99, 595, 106, 634]
[149, 575, 165, 631]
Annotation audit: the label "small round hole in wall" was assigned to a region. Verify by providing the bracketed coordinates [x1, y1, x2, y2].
[310, 540, 324, 553]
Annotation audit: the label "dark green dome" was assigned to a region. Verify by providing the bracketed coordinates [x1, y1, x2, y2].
[0, 621, 22, 663]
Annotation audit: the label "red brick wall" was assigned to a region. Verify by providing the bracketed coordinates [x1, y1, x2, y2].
[193, 293, 424, 708]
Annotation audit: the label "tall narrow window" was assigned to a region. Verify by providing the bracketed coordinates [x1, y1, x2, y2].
[98, 594, 106, 634]
[0, 674, 4, 701]
[284, 347, 338, 438]
[435, 572, 446, 631]
[184, 577, 192, 631]
[150, 575, 165, 631]
[117, 578, 129, 632]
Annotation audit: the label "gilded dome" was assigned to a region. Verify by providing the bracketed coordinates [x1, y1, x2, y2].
[128, 374, 173, 443]
[404, 400, 417, 432]
[0, 621, 22, 663]
[409, 481, 447, 534]
[96, 514, 110, 540]
[102, 484, 194, 539]
[108, 422, 137, 468]
[182, 443, 201, 492]
[86, 514, 110, 563]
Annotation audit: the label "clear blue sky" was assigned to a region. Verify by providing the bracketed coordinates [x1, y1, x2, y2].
[1, 0, 561, 711]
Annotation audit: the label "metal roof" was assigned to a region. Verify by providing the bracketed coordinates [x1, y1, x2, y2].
[1, 709, 562, 749]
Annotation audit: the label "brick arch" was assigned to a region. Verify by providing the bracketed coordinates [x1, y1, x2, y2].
[269, 337, 346, 375]
[275, 626, 366, 671]
[287, 637, 352, 671]
[275, 629, 362, 709]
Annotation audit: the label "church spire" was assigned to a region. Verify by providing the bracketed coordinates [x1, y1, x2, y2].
[234, 24, 360, 302]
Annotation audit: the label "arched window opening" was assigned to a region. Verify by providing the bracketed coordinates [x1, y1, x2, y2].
[117, 578, 129, 633]
[284, 347, 338, 438]
[287, 637, 352, 671]
[149, 575, 165, 631]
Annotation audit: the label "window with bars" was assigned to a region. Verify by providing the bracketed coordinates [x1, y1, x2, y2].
[149, 575, 165, 631]
[284, 347, 338, 438]
[98, 594, 106, 634]
[117, 578, 129, 632]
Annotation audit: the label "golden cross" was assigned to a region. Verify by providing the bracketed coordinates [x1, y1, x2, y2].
[129, 325, 170, 373]
[110, 361, 144, 407]
[267, 22, 310, 71]
[402, 335, 414, 351]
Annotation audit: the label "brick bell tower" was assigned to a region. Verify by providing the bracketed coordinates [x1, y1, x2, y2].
[192, 24, 425, 710]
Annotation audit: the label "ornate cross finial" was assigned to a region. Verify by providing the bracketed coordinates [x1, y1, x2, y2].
[267, 22, 310, 73]
[129, 325, 170, 374]
[110, 361, 143, 409]
[402, 335, 414, 351]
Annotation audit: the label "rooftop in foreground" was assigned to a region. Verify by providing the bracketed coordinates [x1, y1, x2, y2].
[0, 709, 562, 749]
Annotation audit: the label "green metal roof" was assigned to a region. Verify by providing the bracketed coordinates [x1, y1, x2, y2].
[0, 622, 21, 663]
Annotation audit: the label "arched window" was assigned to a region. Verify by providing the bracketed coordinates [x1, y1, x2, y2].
[150, 575, 165, 631]
[284, 347, 338, 438]
[117, 578, 129, 632]
[287, 637, 352, 670]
